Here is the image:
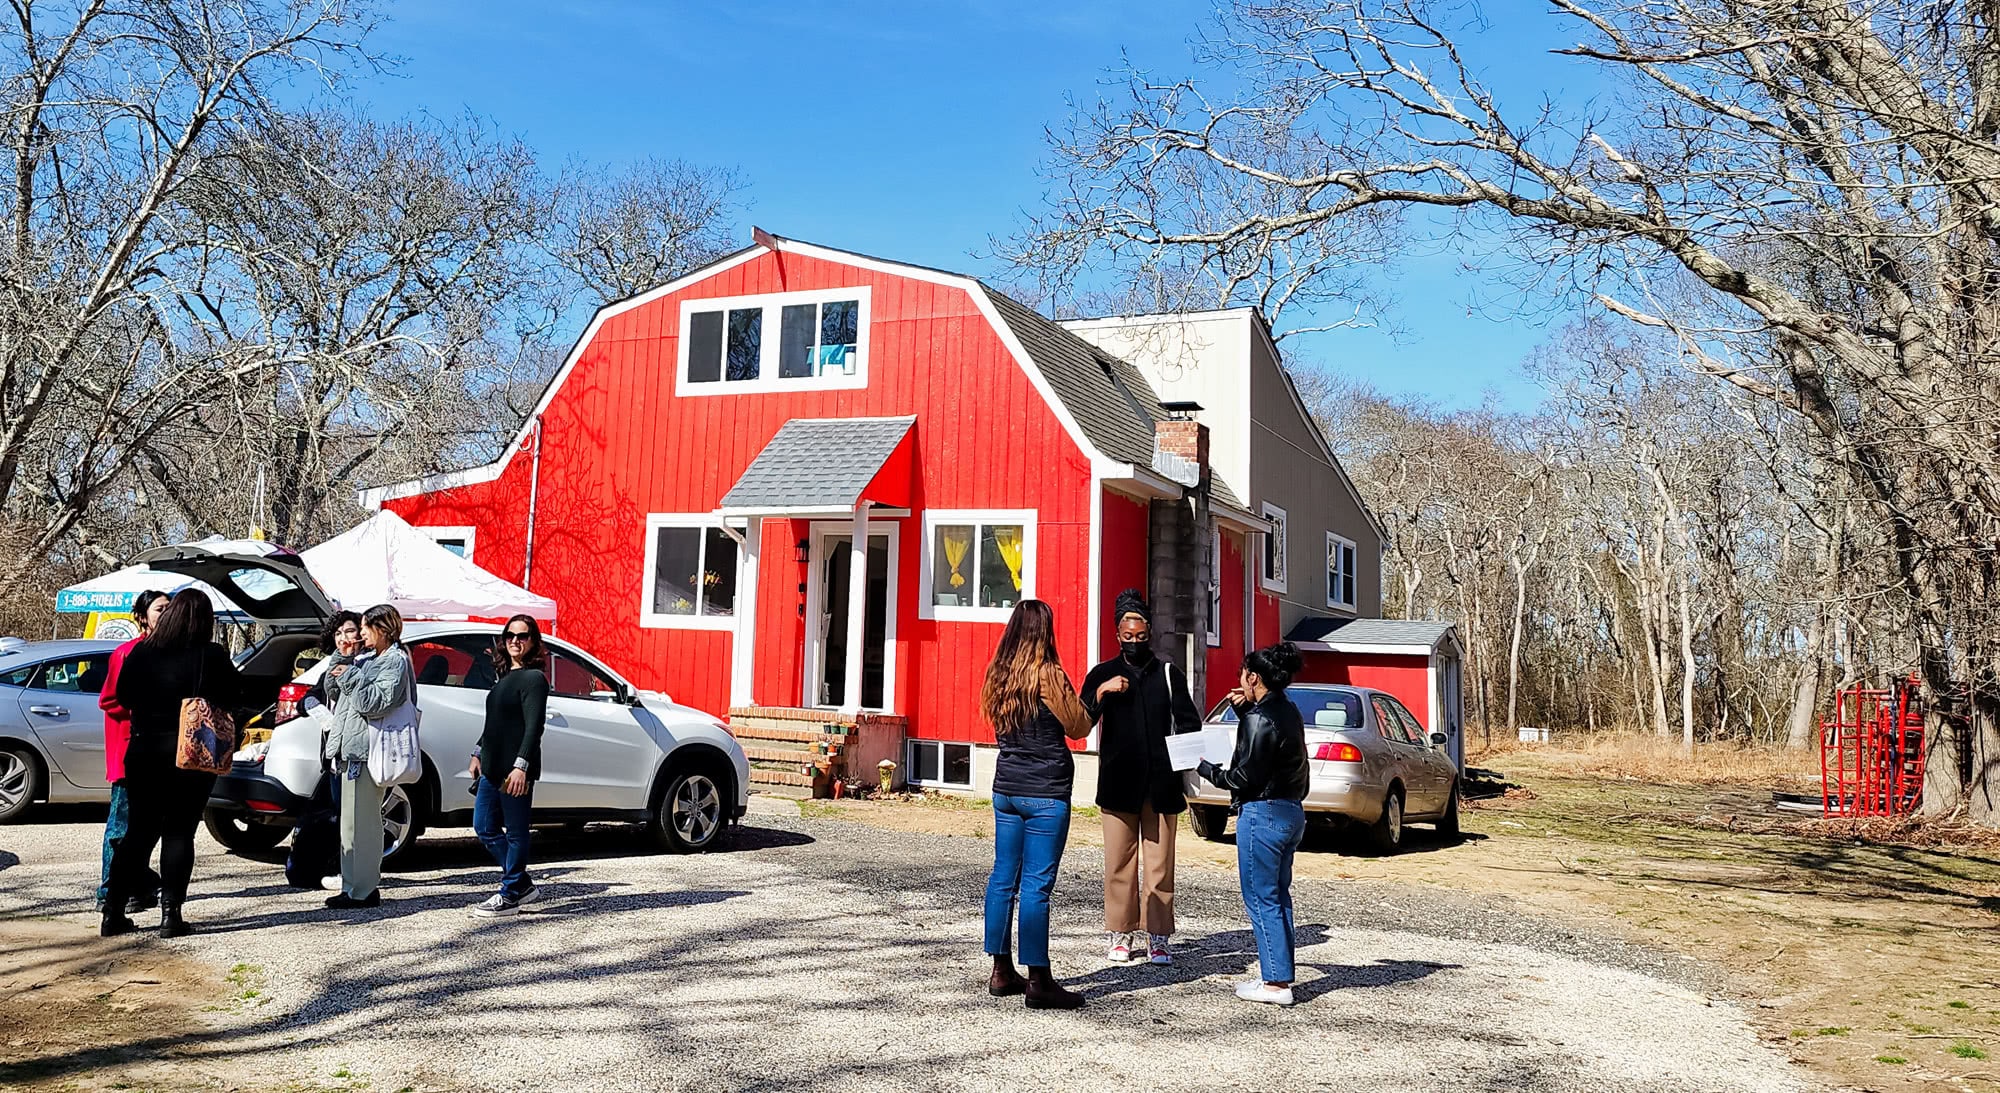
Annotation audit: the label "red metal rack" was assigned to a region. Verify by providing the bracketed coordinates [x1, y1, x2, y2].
[1820, 676, 1926, 817]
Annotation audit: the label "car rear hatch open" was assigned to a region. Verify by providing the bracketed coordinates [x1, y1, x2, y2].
[129, 538, 333, 631]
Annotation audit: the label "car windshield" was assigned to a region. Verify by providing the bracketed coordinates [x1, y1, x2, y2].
[1209, 686, 1365, 730]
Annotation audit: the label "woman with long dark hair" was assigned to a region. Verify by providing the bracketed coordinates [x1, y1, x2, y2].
[467, 614, 551, 918]
[1197, 642, 1311, 1005]
[102, 589, 243, 937]
[94, 589, 169, 915]
[978, 599, 1092, 1009]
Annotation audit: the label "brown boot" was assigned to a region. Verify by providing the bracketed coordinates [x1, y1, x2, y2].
[988, 954, 1027, 997]
[1024, 966, 1084, 1010]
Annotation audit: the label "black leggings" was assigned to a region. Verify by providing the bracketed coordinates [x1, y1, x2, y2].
[109, 748, 216, 910]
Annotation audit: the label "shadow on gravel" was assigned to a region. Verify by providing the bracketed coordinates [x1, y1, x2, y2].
[175, 885, 751, 935]
[375, 822, 813, 874]
[1072, 924, 1461, 1004]
[0, 850, 16, 872]
[7, 803, 110, 825]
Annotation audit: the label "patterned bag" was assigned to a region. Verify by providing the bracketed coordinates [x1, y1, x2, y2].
[175, 650, 236, 775]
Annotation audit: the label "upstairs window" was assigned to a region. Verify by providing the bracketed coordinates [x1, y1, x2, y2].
[1261, 502, 1288, 593]
[680, 287, 870, 394]
[1327, 532, 1357, 611]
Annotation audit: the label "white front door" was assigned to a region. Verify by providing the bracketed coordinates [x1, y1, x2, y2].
[804, 526, 897, 711]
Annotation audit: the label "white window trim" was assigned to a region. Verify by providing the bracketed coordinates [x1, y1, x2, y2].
[675, 285, 872, 396]
[1260, 501, 1288, 593]
[417, 525, 477, 559]
[1205, 527, 1222, 647]
[1327, 530, 1358, 612]
[918, 508, 1037, 623]
[639, 514, 741, 631]
[905, 739, 974, 789]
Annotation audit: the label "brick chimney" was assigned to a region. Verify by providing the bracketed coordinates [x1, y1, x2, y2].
[1148, 404, 1212, 703]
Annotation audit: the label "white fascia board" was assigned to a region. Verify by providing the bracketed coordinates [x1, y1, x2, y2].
[1291, 640, 1440, 657]
[1096, 461, 1182, 500]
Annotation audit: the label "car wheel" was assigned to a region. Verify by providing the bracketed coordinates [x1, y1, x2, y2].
[1436, 782, 1461, 838]
[1367, 786, 1405, 855]
[1187, 803, 1231, 842]
[0, 744, 39, 823]
[651, 767, 728, 853]
[380, 783, 420, 865]
[204, 810, 290, 854]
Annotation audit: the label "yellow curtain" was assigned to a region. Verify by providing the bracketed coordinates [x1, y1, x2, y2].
[993, 526, 1025, 592]
[943, 526, 971, 587]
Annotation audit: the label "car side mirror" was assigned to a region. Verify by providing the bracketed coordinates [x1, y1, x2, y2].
[1430, 732, 1448, 747]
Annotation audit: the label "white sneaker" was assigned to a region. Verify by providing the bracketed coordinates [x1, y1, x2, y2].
[1148, 934, 1172, 965]
[513, 884, 539, 909]
[1106, 931, 1136, 963]
[319, 876, 341, 892]
[1236, 981, 1296, 1006]
[470, 893, 519, 918]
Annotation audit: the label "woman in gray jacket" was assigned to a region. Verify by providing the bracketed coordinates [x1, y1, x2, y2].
[322, 604, 414, 910]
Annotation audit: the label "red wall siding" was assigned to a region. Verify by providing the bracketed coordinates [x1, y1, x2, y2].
[1098, 489, 1151, 662]
[387, 250, 1097, 744]
[1204, 529, 1249, 711]
[1296, 651, 1433, 729]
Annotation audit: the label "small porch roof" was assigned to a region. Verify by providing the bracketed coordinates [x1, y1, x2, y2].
[718, 416, 916, 518]
[1286, 617, 1461, 657]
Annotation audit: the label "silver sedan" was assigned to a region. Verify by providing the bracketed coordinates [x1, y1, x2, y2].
[1183, 683, 1460, 853]
[0, 638, 121, 821]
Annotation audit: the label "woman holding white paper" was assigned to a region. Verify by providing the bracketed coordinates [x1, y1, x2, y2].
[1079, 590, 1202, 967]
[1198, 641, 1310, 1006]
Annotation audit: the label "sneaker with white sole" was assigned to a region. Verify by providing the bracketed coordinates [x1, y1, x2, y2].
[320, 876, 341, 893]
[511, 884, 539, 909]
[1235, 981, 1296, 1006]
[1106, 931, 1136, 963]
[1148, 934, 1172, 965]
[470, 893, 520, 918]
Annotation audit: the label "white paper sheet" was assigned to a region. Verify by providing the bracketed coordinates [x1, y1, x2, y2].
[1166, 727, 1236, 771]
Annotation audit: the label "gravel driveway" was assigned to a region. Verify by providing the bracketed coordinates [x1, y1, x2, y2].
[0, 801, 1813, 1093]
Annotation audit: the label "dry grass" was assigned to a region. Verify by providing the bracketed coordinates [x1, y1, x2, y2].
[1470, 732, 1822, 790]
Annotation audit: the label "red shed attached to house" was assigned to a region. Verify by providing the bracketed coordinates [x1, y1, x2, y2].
[1288, 618, 1466, 767]
[359, 234, 1386, 794]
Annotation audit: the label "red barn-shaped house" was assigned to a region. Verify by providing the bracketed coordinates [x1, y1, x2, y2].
[361, 235, 1396, 794]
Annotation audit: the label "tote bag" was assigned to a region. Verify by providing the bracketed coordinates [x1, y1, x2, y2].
[365, 660, 424, 786]
[175, 650, 237, 775]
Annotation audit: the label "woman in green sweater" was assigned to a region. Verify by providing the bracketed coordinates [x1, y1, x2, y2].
[467, 614, 551, 918]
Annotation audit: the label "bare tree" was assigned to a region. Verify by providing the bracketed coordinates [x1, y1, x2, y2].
[0, 0, 374, 600]
[550, 157, 747, 305]
[1018, 1, 2000, 825]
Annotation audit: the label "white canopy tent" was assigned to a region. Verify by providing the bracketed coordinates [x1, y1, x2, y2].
[56, 564, 244, 619]
[302, 510, 554, 621]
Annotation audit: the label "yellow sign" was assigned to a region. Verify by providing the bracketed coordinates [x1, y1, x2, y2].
[86, 612, 140, 641]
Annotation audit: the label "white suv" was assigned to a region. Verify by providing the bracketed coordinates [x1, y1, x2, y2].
[207, 621, 750, 862]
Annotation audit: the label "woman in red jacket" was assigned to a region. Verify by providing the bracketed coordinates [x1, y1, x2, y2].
[95, 590, 169, 914]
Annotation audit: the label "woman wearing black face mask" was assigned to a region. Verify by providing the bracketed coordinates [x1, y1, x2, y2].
[1079, 589, 1201, 966]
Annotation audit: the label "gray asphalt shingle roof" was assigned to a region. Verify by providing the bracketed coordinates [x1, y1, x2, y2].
[1286, 617, 1457, 648]
[982, 289, 1166, 467]
[720, 417, 915, 511]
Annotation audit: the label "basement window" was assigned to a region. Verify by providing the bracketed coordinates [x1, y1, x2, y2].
[680, 287, 870, 394]
[906, 739, 973, 789]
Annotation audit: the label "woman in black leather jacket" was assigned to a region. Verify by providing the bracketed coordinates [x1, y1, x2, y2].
[1197, 641, 1310, 1006]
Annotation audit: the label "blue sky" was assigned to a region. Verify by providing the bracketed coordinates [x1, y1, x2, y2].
[345, 2, 1600, 412]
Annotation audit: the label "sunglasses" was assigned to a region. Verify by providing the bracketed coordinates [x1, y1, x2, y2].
[503, 631, 533, 642]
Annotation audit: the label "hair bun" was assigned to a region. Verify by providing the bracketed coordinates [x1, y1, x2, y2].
[1113, 588, 1152, 623]
[1269, 641, 1303, 675]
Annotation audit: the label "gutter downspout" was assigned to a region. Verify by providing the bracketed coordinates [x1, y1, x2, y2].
[524, 414, 544, 594]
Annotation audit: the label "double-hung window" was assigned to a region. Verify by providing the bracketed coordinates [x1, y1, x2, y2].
[1327, 531, 1357, 611]
[679, 287, 869, 394]
[641, 515, 740, 630]
[922, 510, 1035, 621]
[1261, 502, 1288, 593]
[1206, 528, 1222, 647]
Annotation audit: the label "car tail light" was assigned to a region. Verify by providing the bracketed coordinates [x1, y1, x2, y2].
[1313, 741, 1364, 763]
[276, 682, 310, 725]
[247, 799, 285, 812]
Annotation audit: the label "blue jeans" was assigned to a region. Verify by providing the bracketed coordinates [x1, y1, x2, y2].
[96, 782, 158, 910]
[473, 775, 535, 900]
[1237, 799, 1306, 983]
[983, 793, 1071, 967]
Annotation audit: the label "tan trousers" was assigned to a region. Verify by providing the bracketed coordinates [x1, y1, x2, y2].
[1102, 804, 1177, 936]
